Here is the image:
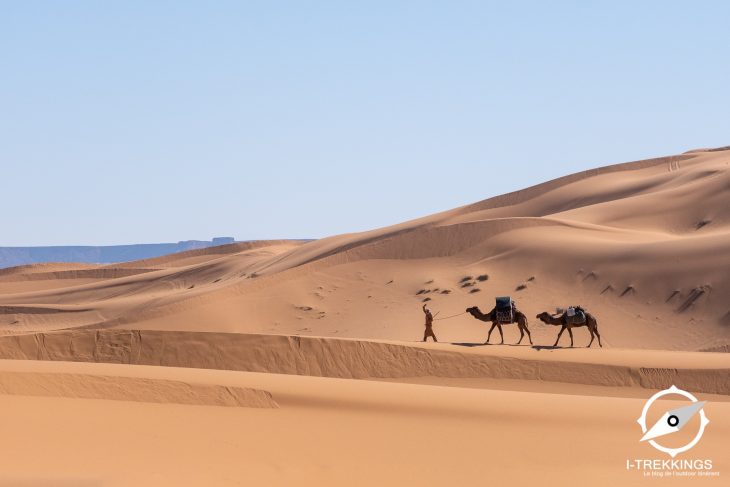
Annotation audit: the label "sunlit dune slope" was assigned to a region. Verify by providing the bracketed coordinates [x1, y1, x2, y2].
[1, 148, 729, 351]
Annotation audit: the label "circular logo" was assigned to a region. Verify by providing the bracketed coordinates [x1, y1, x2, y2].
[637, 385, 709, 458]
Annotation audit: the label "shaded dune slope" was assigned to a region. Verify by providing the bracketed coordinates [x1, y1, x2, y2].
[0, 330, 727, 394]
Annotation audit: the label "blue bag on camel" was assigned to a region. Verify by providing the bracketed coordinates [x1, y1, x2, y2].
[495, 296, 513, 323]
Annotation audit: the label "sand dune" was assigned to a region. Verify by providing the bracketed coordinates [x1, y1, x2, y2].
[0, 358, 727, 486]
[0, 147, 728, 485]
[0, 330, 728, 394]
[0, 368, 276, 408]
[1, 148, 728, 350]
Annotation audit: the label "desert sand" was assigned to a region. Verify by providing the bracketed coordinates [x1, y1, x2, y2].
[0, 147, 728, 485]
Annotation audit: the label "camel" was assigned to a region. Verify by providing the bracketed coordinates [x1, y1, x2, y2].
[535, 310, 602, 348]
[465, 306, 532, 345]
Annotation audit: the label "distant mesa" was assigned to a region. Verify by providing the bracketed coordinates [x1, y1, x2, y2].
[0, 236, 237, 269]
[212, 237, 235, 245]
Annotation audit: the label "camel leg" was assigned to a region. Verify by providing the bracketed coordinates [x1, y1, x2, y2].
[587, 326, 595, 348]
[516, 324, 525, 345]
[594, 326, 603, 347]
[553, 326, 566, 347]
[497, 324, 504, 344]
[520, 322, 532, 345]
[486, 323, 498, 344]
[567, 327, 574, 347]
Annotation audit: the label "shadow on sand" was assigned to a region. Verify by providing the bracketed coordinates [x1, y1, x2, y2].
[531, 345, 576, 351]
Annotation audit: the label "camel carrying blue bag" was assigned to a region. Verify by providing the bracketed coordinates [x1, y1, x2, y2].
[495, 296, 513, 323]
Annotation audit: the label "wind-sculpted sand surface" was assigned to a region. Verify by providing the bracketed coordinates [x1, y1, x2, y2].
[0, 355, 727, 486]
[0, 368, 276, 408]
[0, 330, 728, 394]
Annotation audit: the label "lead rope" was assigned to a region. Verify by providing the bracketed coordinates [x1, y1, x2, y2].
[434, 311, 467, 321]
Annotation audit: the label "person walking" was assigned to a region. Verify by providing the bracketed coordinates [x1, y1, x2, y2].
[422, 304, 438, 342]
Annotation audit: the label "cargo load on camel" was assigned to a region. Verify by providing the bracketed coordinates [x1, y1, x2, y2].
[566, 306, 587, 325]
[495, 296, 514, 323]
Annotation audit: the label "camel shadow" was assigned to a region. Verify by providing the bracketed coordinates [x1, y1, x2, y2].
[446, 343, 587, 351]
[450, 342, 534, 348]
[531, 345, 579, 351]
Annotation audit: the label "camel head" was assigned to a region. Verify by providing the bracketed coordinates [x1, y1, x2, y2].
[535, 311, 550, 323]
[535, 311, 560, 325]
[465, 306, 480, 316]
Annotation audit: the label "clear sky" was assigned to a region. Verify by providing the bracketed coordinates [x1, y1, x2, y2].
[2, 1, 729, 246]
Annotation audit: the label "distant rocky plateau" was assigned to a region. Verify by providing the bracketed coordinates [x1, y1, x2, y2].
[0, 237, 236, 268]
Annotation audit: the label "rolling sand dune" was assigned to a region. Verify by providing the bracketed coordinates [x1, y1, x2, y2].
[0, 330, 728, 394]
[0, 358, 727, 486]
[1, 148, 728, 350]
[0, 368, 276, 408]
[0, 147, 728, 485]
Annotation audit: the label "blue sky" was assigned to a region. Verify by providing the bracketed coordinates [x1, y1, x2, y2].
[2, 1, 729, 246]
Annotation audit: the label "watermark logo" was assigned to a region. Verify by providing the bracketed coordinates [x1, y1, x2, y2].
[626, 385, 719, 479]
[637, 385, 709, 458]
